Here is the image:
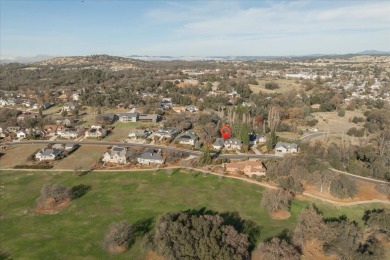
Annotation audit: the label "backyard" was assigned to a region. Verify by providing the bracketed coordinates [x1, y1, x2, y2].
[0, 170, 388, 259]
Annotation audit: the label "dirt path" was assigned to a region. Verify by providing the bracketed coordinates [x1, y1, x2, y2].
[1, 167, 389, 206]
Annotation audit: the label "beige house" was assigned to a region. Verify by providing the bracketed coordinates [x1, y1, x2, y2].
[225, 161, 267, 178]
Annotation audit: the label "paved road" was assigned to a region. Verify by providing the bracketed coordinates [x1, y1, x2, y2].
[330, 168, 389, 185]
[4, 140, 283, 160]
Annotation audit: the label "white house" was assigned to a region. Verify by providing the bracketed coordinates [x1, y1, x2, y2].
[59, 128, 78, 139]
[128, 129, 151, 139]
[62, 103, 76, 112]
[35, 148, 63, 161]
[16, 130, 27, 139]
[116, 113, 139, 123]
[137, 149, 164, 165]
[102, 146, 129, 164]
[249, 134, 266, 146]
[154, 128, 180, 140]
[85, 127, 107, 138]
[185, 105, 199, 113]
[224, 139, 243, 150]
[72, 93, 80, 101]
[275, 142, 298, 156]
[177, 131, 199, 146]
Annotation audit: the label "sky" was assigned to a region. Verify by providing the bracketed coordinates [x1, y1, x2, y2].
[1, 0, 389, 57]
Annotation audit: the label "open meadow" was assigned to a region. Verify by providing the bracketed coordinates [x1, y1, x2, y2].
[0, 170, 388, 259]
[249, 79, 303, 94]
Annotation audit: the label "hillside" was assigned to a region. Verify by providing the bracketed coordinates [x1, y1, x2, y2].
[33, 55, 143, 71]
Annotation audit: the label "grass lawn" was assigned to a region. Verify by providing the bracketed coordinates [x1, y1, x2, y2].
[52, 145, 108, 170]
[0, 170, 388, 259]
[105, 122, 157, 142]
[0, 145, 45, 168]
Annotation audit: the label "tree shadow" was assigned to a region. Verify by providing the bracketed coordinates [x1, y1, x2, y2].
[133, 217, 154, 237]
[71, 184, 91, 200]
[211, 150, 222, 160]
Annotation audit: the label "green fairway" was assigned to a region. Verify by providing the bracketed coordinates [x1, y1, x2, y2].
[0, 170, 388, 259]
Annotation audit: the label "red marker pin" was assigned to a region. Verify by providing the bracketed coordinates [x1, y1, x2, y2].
[220, 125, 231, 140]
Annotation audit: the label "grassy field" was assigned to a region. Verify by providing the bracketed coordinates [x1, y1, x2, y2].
[0, 170, 388, 259]
[53, 145, 108, 170]
[0, 144, 45, 168]
[105, 122, 157, 142]
[249, 79, 303, 94]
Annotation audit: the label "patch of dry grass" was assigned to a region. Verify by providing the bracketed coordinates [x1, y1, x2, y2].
[249, 79, 303, 94]
[0, 144, 45, 168]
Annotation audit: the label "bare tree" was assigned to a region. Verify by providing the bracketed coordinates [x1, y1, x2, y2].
[102, 220, 134, 253]
[258, 237, 300, 260]
[261, 189, 293, 213]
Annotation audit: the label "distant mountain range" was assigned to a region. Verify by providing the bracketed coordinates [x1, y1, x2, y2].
[1, 50, 389, 64]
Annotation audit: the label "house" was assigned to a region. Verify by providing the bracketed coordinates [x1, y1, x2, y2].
[139, 114, 159, 123]
[154, 128, 180, 139]
[128, 129, 152, 139]
[102, 146, 130, 164]
[72, 93, 80, 101]
[225, 161, 267, 177]
[137, 149, 164, 165]
[160, 100, 172, 109]
[213, 138, 225, 150]
[62, 103, 76, 112]
[177, 131, 199, 146]
[275, 142, 298, 156]
[16, 130, 27, 139]
[0, 130, 9, 139]
[0, 98, 9, 107]
[43, 125, 58, 137]
[85, 126, 107, 138]
[249, 134, 266, 146]
[116, 113, 139, 123]
[58, 128, 78, 139]
[311, 104, 321, 109]
[224, 139, 243, 150]
[17, 113, 39, 122]
[35, 148, 63, 161]
[185, 105, 199, 113]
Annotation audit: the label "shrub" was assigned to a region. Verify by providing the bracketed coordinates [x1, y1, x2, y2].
[145, 211, 250, 259]
[36, 184, 72, 210]
[346, 127, 364, 137]
[352, 116, 365, 124]
[338, 107, 345, 117]
[265, 82, 280, 90]
[102, 220, 134, 253]
[307, 118, 318, 127]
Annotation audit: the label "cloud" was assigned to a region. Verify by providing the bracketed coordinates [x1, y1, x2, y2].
[175, 1, 389, 36]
